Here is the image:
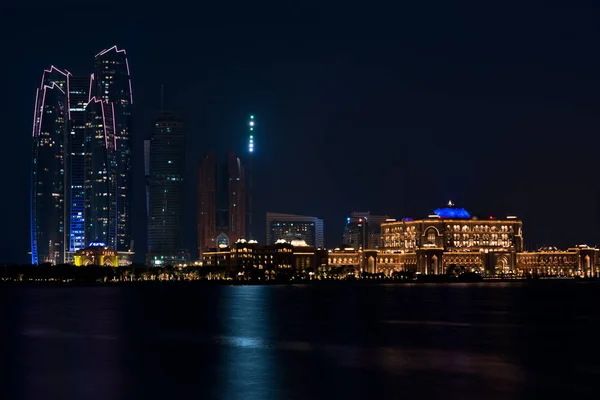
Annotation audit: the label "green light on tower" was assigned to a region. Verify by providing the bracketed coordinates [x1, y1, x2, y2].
[248, 115, 255, 153]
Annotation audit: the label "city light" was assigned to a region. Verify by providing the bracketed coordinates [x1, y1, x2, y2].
[248, 115, 255, 153]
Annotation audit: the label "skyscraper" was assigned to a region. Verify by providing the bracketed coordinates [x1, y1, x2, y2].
[342, 211, 390, 249]
[66, 75, 90, 253]
[31, 66, 70, 264]
[266, 213, 324, 248]
[93, 46, 133, 252]
[84, 98, 118, 248]
[145, 111, 187, 265]
[31, 46, 133, 264]
[197, 152, 246, 256]
[197, 153, 217, 256]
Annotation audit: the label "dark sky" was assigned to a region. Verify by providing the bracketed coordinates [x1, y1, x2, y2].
[3, 3, 600, 263]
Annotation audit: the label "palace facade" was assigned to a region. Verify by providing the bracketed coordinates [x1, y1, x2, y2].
[196, 202, 599, 278]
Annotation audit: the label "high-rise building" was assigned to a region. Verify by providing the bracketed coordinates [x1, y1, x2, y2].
[84, 98, 118, 248]
[145, 111, 187, 266]
[266, 213, 324, 248]
[30, 46, 133, 264]
[197, 152, 246, 256]
[343, 211, 390, 250]
[66, 76, 90, 253]
[31, 66, 70, 264]
[93, 46, 133, 252]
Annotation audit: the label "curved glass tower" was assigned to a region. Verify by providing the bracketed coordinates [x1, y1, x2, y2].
[84, 98, 118, 248]
[31, 46, 134, 264]
[31, 66, 70, 264]
[93, 46, 133, 253]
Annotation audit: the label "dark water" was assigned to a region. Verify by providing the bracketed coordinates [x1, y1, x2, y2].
[1, 282, 600, 399]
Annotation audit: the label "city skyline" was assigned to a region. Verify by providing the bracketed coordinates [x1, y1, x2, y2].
[8, 5, 600, 264]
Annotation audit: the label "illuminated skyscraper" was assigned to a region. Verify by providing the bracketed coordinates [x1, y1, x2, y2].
[84, 98, 118, 248]
[197, 152, 246, 256]
[31, 66, 70, 264]
[31, 46, 133, 264]
[247, 115, 254, 239]
[92, 46, 133, 252]
[145, 111, 187, 265]
[66, 76, 90, 253]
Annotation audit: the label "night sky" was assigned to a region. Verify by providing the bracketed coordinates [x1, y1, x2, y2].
[3, 3, 600, 263]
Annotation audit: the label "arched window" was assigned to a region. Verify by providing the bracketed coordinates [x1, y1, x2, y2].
[427, 230, 436, 243]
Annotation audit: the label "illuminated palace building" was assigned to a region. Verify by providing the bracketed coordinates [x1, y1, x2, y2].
[368, 202, 598, 277]
[30, 46, 133, 265]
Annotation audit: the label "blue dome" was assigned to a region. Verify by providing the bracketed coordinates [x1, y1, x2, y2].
[433, 201, 471, 219]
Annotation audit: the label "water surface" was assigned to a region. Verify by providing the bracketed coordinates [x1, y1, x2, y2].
[1, 282, 599, 399]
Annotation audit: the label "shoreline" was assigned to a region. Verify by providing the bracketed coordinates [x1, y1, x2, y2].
[0, 277, 597, 287]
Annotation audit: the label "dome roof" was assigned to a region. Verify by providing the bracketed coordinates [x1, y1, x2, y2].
[433, 201, 470, 219]
[290, 239, 308, 247]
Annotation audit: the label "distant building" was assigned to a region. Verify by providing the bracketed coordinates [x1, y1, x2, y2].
[93, 46, 134, 253]
[201, 238, 328, 275]
[73, 243, 118, 267]
[516, 245, 598, 277]
[378, 201, 524, 274]
[266, 212, 324, 248]
[84, 98, 118, 250]
[31, 46, 135, 265]
[197, 152, 246, 256]
[145, 111, 187, 266]
[67, 75, 90, 255]
[31, 67, 69, 264]
[342, 211, 389, 250]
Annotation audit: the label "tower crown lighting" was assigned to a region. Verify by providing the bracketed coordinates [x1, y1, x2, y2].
[248, 115, 255, 153]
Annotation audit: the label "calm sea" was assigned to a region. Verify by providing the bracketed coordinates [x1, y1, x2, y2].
[1, 281, 599, 399]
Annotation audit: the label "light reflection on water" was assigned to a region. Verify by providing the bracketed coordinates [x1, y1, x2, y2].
[3, 282, 600, 399]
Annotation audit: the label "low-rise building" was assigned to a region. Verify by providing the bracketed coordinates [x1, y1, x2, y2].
[201, 239, 328, 276]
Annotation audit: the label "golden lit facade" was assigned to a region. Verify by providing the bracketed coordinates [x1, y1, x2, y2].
[74, 245, 119, 267]
[516, 245, 598, 277]
[201, 239, 328, 274]
[326, 248, 380, 273]
[378, 203, 524, 274]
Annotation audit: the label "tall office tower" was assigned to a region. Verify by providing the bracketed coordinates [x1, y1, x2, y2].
[31, 66, 70, 264]
[93, 46, 133, 252]
[343, 211, 390, 249]
[66, 76, 90, 253]
[145, 111, 186, 265]
[227, 152, 246, 244]
[197, 153, 217, 255]
[197, 152, 246, 256]
[84, 98, 118, 248]
[266, 213, 324, 248]
[30, 46, 133, 264]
